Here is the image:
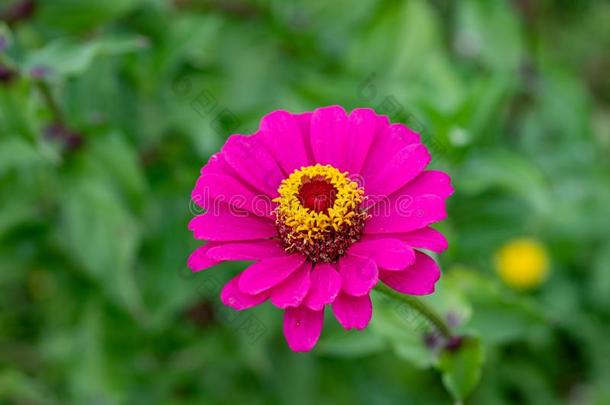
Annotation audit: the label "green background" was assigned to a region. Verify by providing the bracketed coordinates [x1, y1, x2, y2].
[1, 0, 609, 403]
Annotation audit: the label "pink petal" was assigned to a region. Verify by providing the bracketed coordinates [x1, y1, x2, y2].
[199, 152, 234, 177]
[389, 122, 421, 144]
[364, 169, 452, 211]
[221, 134, 285, 197]
[348, 238, 415, 271]
[339, 254, 379, 296]
[384, 227, 449, 253]
[238, 254, 306, 295]
[304, 263, 342, 310]
[259, 110, 310, 174]
[271, 262, 312, 308]
[188, 204, 276, 241]
[221, 274, 269, 310]
[361, 123, 421, 183]
[192, 173, 275, 218]
[309, 105, 350, 171]
[293, 112, 314, 161]
[186, 242, 222, 272]
[364, 143, 431, 197]
[344, 108, 388, 175]
[331, 292, 372, 330]
[364, 195, 447, 234]
[392, 170, 454, 199]
[206, 240, 286, 261]
[283, 306, 324, 352]
[380, 251, 441, 295]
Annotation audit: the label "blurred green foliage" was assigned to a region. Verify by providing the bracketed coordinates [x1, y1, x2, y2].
[1, 0, 610, 403]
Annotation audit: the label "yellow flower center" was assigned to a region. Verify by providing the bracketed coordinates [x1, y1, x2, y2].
[273, 164, 367, 262]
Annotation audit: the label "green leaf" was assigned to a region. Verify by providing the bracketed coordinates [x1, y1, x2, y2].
[0, 22, 14, 50]
[437, 336, 484, 402]
[590, 243, 610, 312]
[24, 36, 147, 77]
[458, 149, 551, 216]
[455, 0, 523, 71]
[318, 326, 385, 358]
[59, 178, 142, 316]
[447, 267, 550, 345]
[0, 201, 37, 240]
[0, 369, 54, 404]
[68, 298, 122, 403]
[36, 0, 141, 33]
[0, 138, 44, 175]
[369, 292, 436, 368]
[89, 134, 147, 205]
[347, 0, 442, 76]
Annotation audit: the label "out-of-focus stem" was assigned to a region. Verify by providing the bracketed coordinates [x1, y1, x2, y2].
[374, 283, 453, 339]
[35, 80, 64, 124]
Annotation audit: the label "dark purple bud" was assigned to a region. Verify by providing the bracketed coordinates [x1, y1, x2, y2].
[424, 332, 442, 349]
[444, 336, 463, 352]
[43, 123, 85, 153]
[43, 123, 64, 140]
[0, 64, 17, 85]
[184, 298, 216, 328]
[1, 0, 36, 25]
[65, 133, 84, 151]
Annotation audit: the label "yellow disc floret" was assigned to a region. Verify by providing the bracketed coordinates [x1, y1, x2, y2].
[273, 164, 365, 247]
[494, 238, 550, 290]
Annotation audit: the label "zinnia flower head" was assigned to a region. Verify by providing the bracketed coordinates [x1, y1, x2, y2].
[494, 238, 549, 290]
[188, 106, 453, 352]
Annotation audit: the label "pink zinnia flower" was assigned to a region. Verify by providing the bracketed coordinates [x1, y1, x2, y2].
[188, 106, 453, 352]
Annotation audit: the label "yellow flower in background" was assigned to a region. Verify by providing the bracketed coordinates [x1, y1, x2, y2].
[494, 238, 549, 290]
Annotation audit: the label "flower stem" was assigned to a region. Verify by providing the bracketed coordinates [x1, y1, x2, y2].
[35, 80, 65, 125]
[374, 283, 453, 339]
